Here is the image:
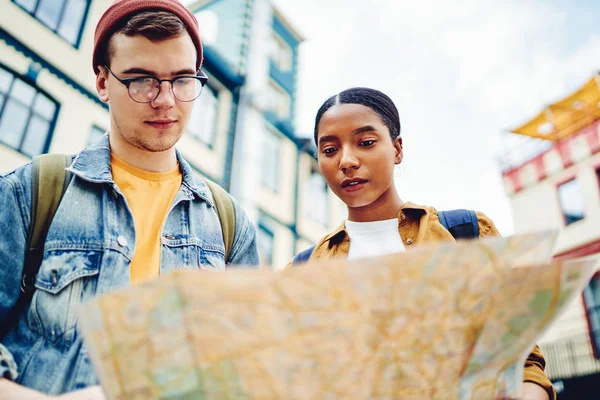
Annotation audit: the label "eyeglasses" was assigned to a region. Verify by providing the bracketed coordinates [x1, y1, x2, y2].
[103, 66, 208, 103]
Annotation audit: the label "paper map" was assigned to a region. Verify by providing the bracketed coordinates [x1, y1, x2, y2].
[78, 232, 598, 399]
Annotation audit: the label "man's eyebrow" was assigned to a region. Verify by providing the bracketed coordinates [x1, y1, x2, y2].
[172, 68, 198, 76]
[120, 68, 197, 76]
[121, 68, 156, 76]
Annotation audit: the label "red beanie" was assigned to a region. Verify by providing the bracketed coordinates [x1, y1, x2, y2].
[93, 0, 203, 75]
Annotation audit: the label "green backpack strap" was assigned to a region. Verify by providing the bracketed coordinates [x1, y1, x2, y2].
[0, 154, 72, 341]
[204, 179, 235, 263]
[22, 153, 73, 293]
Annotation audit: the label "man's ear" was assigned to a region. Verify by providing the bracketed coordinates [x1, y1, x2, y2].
[393, 136, 403, 164]
[96, 67, 109, 103]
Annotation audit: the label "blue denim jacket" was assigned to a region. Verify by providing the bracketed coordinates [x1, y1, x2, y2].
[0, 135, 259, 394]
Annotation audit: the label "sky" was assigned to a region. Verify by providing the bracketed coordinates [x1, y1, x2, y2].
[270, 0, 600, 234]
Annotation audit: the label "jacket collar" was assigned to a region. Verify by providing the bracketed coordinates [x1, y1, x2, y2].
[68, 133, 213, 204]
[321, 201, 429, 246]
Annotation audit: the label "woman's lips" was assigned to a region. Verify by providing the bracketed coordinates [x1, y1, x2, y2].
[343, 182, 366, 192]
[341, 179, 368, 192]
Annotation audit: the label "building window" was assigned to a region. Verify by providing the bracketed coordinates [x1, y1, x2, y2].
[264, 80, 290, 119]
[261, 128, 280, 192]
[13, 0, 90, 46]
[257, 224, 274, 266]
[88, 125, 105, 144]
[583, 273, 600, 359]
[304, 170, 328, 226]
[557, 179, 585, 225]
[269, 32, 292, 71]
[0, 65, 58, 157]
[188, 85, 218, 147]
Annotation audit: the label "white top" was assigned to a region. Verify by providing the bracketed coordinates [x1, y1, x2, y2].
[345, 218, 406, 261]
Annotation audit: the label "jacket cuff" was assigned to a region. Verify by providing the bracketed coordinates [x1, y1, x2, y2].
[0, 343, 18, 381]
[523, 368, 556, 400]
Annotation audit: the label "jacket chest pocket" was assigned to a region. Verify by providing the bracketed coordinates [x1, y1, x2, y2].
[197, 246, 226, 270]
[161, 237, 226, 271]
[28, 250, 101, 345]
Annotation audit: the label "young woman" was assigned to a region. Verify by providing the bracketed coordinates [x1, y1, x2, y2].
[294, 87, 554, 400]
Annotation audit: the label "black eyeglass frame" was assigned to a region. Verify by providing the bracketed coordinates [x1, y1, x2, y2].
[103, 65, 209, 103]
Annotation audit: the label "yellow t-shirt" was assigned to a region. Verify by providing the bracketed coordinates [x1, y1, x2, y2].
[111, 154, 182, 284]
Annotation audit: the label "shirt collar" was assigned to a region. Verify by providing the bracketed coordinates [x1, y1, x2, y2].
[69, 132, 214, 206]
[321, 201, 429, 245]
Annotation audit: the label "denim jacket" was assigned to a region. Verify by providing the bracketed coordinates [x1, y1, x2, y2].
[0, 135, 259, 394]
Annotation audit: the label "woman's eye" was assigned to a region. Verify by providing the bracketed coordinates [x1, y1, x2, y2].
[360, 140, 375, 146]
[323, 147, 337, 155]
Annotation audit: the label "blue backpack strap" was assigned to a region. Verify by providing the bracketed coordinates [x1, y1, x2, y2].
[438, 209, 479, 240]
[292, 245, 315, 265]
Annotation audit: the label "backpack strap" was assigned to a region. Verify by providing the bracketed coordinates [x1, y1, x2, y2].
[292, 245, 315, 265]
[0, 154, 72, 341]
[204, 179, 235, 263]
[438, 209, 479, 240]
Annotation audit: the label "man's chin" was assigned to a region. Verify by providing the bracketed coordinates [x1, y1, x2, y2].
[135, 137, 181, 153]
[139, 129, 183, 151]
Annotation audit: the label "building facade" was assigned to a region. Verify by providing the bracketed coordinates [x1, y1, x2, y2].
[500, 74, 600, 398]
[0, 0, 342, 270]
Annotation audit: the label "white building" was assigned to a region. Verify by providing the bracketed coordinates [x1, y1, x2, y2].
[0, 0, 342, 270]
[500, 74, 600, 396]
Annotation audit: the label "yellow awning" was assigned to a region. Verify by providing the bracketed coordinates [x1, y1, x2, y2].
[511, 74, 600, 141]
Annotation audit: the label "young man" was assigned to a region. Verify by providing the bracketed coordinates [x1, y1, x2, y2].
[0, 0, 259, 398]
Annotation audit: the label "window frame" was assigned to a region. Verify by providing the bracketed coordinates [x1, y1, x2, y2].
[0, 62, 59, 158]
[12, 0, 92, 48]
[88, 124, 106, 145]
[257, 222, 275, 267]
[303, 168, 329, 226]
[265, 79, 290, 120]
[269, 32, 293, 71]
[595, 166, 600, 199]
[261, 127, 281, 193]
[583, 272, 600, 359]
[187, 83, 219, 149]
[556, 177, 585, 226]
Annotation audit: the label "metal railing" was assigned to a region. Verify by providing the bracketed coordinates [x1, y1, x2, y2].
[496, 135, 553, 173]
[540, 330, 600, 380]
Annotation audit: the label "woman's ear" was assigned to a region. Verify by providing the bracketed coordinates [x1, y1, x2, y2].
[393, 137, 403, 165]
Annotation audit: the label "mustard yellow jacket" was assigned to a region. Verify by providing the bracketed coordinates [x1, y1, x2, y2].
[299, 202, 555, 399]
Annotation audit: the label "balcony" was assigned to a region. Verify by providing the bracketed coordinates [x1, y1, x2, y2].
[540, 330, 600, 380]
[497, 134, 553, 174]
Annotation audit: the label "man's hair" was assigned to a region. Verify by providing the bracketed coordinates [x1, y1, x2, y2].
[314, 87, 401, 145]
[100, 11, 186, 69]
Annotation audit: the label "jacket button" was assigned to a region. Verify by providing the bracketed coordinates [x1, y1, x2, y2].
[117, 236, 128, 247]
[406, 238, 413, 245]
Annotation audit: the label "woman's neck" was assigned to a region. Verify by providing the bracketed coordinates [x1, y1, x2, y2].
[347, 188, 404, 222]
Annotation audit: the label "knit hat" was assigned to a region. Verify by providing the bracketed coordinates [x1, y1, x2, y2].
[93, 0, 203, 75]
